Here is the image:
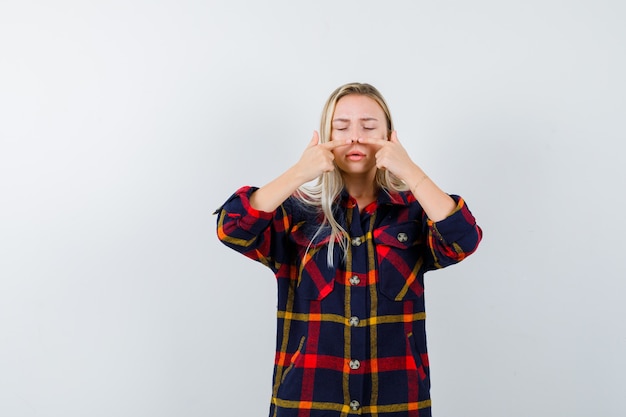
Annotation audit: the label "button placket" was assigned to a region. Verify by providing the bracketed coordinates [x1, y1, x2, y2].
[346, 210, 369, 415]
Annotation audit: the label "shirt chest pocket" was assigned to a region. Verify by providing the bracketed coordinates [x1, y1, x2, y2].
[373, 221, 426, 301]
[290, 228, 338, 301]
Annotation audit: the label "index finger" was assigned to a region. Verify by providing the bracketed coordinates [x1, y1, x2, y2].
[356, 137, 388, 149]
[319, 138, 353, 150]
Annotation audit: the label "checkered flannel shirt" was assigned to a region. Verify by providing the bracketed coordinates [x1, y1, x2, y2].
[216, 186, 482, 417]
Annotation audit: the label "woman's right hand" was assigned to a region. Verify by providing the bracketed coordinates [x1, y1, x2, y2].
[294, 131, 352, 183]
[249, 132, 351, 212]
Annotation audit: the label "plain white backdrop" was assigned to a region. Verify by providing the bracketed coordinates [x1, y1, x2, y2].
[1, 1, 625, 416]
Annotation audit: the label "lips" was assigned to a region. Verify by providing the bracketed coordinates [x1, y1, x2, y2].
[346, 151, 365, 161]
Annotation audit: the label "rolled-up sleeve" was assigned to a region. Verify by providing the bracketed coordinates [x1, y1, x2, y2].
[426, 195, 482, 269]
[216, 186, 291, 271]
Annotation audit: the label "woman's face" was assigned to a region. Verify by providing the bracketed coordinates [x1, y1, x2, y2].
[330, 94, 388, 177]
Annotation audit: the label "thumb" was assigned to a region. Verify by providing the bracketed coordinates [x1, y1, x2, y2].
[307, 131, 320, 148]
[389, 130, 400, 143]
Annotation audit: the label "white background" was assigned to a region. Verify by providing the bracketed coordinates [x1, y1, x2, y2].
[1, 1, 625, 416]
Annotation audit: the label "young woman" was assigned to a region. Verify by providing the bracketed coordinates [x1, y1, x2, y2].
[216, 83, 482, 417]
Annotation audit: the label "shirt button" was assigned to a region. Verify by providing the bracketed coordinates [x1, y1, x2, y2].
[349, 359, 361, 370]
[397, 232, 408, 243]
[349, 316, 360, 327]
[349, 400, 361, 411]
[351, 236, 362, 246]
[349, 275, 360, 286]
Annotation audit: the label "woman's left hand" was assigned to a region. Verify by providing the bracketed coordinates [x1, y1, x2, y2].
[357, 131, 421, 187]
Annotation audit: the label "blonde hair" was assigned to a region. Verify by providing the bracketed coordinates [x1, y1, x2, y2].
[297, 82, 408, 265]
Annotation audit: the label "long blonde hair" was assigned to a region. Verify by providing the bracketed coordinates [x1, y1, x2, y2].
[297, 82, 408, 265]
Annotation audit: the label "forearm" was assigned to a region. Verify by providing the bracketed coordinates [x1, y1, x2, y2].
[249, 165, 308, 212]
[405, 165, 456, 222]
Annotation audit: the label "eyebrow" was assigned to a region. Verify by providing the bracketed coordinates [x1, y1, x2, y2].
[332, 117, 379, 123]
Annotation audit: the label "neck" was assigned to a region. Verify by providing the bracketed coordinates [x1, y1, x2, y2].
[343, 172, 378, 208]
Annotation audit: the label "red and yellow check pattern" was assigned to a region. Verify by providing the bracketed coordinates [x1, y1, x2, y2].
[216, 186, 482, 417]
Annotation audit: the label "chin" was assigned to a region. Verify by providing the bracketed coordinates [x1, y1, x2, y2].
[339, 166, 377, 177]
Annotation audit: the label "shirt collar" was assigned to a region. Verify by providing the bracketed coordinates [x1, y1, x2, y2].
[338, 188, 409, 211]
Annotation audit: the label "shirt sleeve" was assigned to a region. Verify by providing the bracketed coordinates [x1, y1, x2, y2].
[425, 195, 482, 269]
[215, 186, 292, 272]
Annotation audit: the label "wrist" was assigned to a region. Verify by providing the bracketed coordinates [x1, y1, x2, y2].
[405, 165, 427, 190]
[287, 163, 311, 188]
[410, 174, 429, 194]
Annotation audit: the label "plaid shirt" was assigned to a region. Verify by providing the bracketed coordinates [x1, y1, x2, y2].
[216, 186, 482, 417]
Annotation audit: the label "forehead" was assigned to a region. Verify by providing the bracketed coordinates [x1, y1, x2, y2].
[333, 94, 385, 119]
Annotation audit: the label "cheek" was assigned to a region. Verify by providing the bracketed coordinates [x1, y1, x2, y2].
[331, 147, 347, 158]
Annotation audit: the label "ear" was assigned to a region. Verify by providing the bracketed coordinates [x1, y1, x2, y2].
[389, 130, 400, 143]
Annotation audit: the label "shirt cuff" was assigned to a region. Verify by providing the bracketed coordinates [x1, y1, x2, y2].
[429, 195, 478, 244]
[222, 186, 275, 233]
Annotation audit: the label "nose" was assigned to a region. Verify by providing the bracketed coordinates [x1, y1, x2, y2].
[349, 127, 359, 143]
